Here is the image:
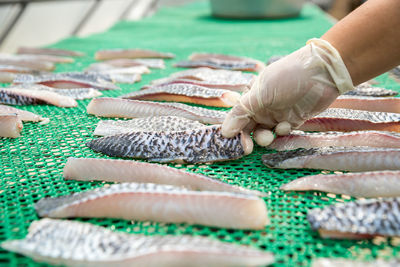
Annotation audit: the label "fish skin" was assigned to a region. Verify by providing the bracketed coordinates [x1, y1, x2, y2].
[0, 88, 77, 107]
[307, 197, 400, 239]
[0, 114, 23, 138]
[299, 108, 400, 132]
[344, 85, 398, 97]
[174, 59, 261, 72]
[87, 125, 251, 163]
[0, 72, 16, 83]
[35, 183, 268, 229]
[0, 65, 37, 74]
[281, 170, 400, 198]
[63, 157, 266, 196]
[312, 258, 399, 267]
[0, 104, 48, 122]
[94, 116, 206, 136]
[0, 54, 55, 71]
[86, 63, 150, 74]
[121, 83, 240, 107]
[2, 218, 274, 267]
[13, 54, 74, 63]
[11, 84, 102, 100]
[262, 147, 400, 172]
[189, 53, 265, 70]
[17, 47, 85, 57]
[95, 49, 175, 60]
[102, 58, 165, 69]
[87, 98, 227, 124]
[330, 96, 400, 113]
[145, 78, 249, 92]
[390, 66, 400, 83]
[269, 130, 400, 151]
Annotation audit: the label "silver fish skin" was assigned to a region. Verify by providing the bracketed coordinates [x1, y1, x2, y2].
[95, 49, 175, 60]
[35, 183, 268, 229]
[86, 63, 150, 75]
[87, 125, 252, 163]
[94, 116, 205, 136]
[307, 197, 400, 239]
[87, 98, 227, 124]
[262, 147, 400, 172]
[344, 85, 398, 97]
[0, 104, 48, 123]
[17, 47, 85, 57]
[63, 157, 266, 196]
[102, 58, 165, 69]
[11, 84, 102, 100]
[189, 53, 265, 70]
[281, 170, 400, 198]
[269, 130, 400, 151]
[145, 78, 249, 92]
[0, 114, 23, 138]
[0, 54, 55, 71]
[330, 96, 400, 113]
[390, 65, 400, 83]
[0, 88, 77, 107]
[121, 83, 240, 108]
[175, 59, 261, 72]
[312, 258, 399, 267]
[2, 218, 274, 267]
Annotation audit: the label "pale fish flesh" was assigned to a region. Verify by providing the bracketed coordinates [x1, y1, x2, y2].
[145, 78, 249, 92]
[0, 54, 55, 71]
[11, 84, 102, 100]
[189, 53, 265, 70]
[121, 84, 240, 108]
[102, 58, 165, 69]
[87, 125, 252, 163]
[0, 65, 38, 74]
[95, 49, 175, 60]
[85, 63, 150, 74]
[0, 88, 77, 107]
[87, 98, 227, 124]
[35, 183, 268, 229]
[262, 147, 400, 172]
[307, 197, 400, 239]
[330, 96, 400, 113]
[13, 72, 119, 90]
[63, 157, 265, 196]
[10, 54, 74, 64]
[299, 108, 400, 132]
[281, 170, 400, 198]
[175, 59, 262, 72]
[94, 116, 205, 136]
[269, 130, 400, 151]
[312, 258, 399, 267]
[17, 47, 85, 57]
[0, 72, 16, 83]
[344, 85, 398, 97]
[2, 218, 275, 267]
[0, 104, 48, 123]
[0, 114, 23, 138]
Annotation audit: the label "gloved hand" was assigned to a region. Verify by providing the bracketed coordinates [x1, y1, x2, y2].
[222, 38, 354, 146]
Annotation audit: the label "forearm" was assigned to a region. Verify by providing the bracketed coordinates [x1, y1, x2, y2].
[322, 0, 400, 85]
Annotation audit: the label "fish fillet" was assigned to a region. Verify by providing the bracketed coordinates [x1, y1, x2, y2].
[330, 96, 400, 113]
[121, 84, 240, 107]
[0, 114, 23, 138]
[0, 88, 77, 107]
[308, 197, 400, 239]
[262, 147, 400, 171]
[281, 170, 400, 198]
[175, 59, 262, 72]
[0, 104, 48, 122]
[312, 258, 399, 267]
[64, 157, 265, 196]
[87, 98, 227, 124]
[2, 218, 274, 267]
[0, 54, 55, 71]
[12, 54, 74, 64]
[390, 65, 400, 83]
[94, 116, 205, 136]
[87, 125, 252, 163]
[86, 63, 150, 74]
[344, 85, 398, 97]
[17, 47, 85, 57]
[102, 58, 165, 69]
[269, 130, 400, 151]
[35, 183, 268, 229]
[146, 78, 249, 92]
[11, 84, 102, 100]
[95, 49, 175, 60]
[189, 53, 265, 70]
[299, 108, 400, 132]
[0, 65, 37, 74]
[0, 72, 16, 83]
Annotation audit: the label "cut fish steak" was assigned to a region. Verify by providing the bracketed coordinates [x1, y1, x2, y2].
[0, 114, 23, 138]
[2, 218, 275, 267]
[87, 98, 227, 124]
[64, 157, 266, 196]
[0, 104, 48, 123]
[121, 84, 240, 107]
[102, 58, 165, 69]
[95, 49, 175, 60]
[17, 47, 85, 57]
[308, 197, 400, 239]
[330, 96, 400, 113]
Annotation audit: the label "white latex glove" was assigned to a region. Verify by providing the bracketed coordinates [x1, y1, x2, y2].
[222, 38, 354, 147]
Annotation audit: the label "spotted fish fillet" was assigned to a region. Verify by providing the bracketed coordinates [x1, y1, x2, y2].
[0, 88, 77, 107]
[308, 197, 400, 239]
[87, 98, 227, 124]
[281, 170, 400, 198]
[64, 157, 265, 196]
[299, 108, 400, 132]
[0, 104, 48, 123]
[189, 53, 265, 70]
[330, 96, 400, 113]
[35, 183, 269, 229]
[122, 84, 240, 107]
[344, 85, 398, 97]
[175, 59, 262, 72]
[146, 78, 249, 92]
[95, 49, 175, 60]
[312, 258, 399, 267]
[17, 47, 85, 57]
[0, 54, 55, 71]
[102, 58, 165, 69]
[0, 114, 22, 138]
[269, 130, 400, 151]
[2, 218, 274, 267]
[94, 116, 205, 136]
[11, 84, 102, 100]
[14, 72, 119, 90]
[262, 147, 400, 171]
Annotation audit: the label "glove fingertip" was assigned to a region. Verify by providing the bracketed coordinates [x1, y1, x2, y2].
[254, 129, 275, 147]
[275, 121, 292, 136]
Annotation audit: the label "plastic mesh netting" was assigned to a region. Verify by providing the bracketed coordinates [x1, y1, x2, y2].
[1, 2, 400, 266]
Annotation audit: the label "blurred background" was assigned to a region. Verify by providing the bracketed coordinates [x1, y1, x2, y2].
[0, 0, 364, 53]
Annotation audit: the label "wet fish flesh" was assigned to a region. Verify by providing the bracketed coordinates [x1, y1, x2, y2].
[14, 72, 119, 90]
[121, 84, 240, 107]
[95, 49, 175, 60]
[299, 108, 400, 132]
[281, 170, 400, 198]
[0, 114, 22, 138]
[2, 218, 274, 267]
[36, 183, 268, 229]
[0, 104, 48, 123]
[344, 85, 398, 97]
[0, 54, 55, 71]
[102, 58, 165, 69]
[86, 64, 150, 74]
[87, 125, 252, 163]
[312, 258, 399, 267]
[17, 47, 85, 57]
[330, 96, 400, 113]
[64, 157, 265, 196]
[0, 87, 77, 107]
[87, 98, 227, 124]
[175, 59, 262, 72]
[94, 116, 205, 136]
[145, 78, 249, 92]
[11, 84, 102, 100]
[269, 130, 400, 151]
[189, 53, 265, 71]
[263, 147, 400, 172]
[308, 197, 400, 239]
